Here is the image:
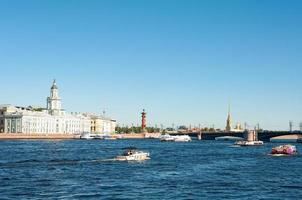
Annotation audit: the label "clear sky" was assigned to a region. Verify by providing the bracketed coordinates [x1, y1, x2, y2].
[0, 0, 302, 130]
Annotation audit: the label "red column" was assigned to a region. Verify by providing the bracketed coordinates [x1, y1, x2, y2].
[141, 109, 147, 133]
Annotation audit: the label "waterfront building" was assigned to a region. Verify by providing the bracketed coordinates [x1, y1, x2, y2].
[232, 122, 244, 132]
[0, 80, 115, 134]
[87, 114, 116, 134]
[225, 106, 244, 132]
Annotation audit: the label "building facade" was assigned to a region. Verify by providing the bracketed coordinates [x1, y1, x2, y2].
[0, 80, 97, 134]
[225, 105, 244, 132]
[88, 114, 116, 134]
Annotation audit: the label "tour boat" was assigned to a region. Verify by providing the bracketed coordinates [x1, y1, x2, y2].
[271, 145, 297, 155]
[174, 135, 192, 142]
[160, 134, 176, 142]
[215, 136, 244, 141]
[115, 148, 150, 161]
[234, 130, 264, 146]
[234, 140, 264, 146]
[160, 134, 191, 142]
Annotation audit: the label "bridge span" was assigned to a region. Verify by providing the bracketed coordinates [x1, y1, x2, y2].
[170, 131, 302, 141]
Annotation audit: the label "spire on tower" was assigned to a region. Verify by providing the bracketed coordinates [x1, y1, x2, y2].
[226, 103, 232, 132]
[51, 79, 58, 89]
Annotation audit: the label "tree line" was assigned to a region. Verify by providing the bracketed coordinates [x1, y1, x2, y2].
[115, 126, 160, 134]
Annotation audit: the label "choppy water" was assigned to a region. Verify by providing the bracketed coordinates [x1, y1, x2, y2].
[0, 139, 302, 199]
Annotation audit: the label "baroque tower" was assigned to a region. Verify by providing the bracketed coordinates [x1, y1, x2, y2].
[47, 79, 63, 115]
[225, 105, 232, 132]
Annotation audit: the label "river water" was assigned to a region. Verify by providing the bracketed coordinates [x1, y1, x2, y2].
[0, 139, 301, 199]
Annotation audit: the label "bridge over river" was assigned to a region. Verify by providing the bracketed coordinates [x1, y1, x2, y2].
[171, 131, 302, 141]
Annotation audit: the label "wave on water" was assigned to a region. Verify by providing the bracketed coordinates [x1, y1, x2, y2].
[0, 158, 117, 167]
[281, 185, 302, 189]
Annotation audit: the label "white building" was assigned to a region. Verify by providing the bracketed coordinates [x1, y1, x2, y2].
[0, 80, 91, 134]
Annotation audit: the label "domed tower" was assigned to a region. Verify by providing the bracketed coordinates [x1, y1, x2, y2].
[47, 79, 63, 115]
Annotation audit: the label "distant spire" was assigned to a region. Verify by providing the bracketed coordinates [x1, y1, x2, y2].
[226, 103, 232, 132]
[51, 79, 58, 89]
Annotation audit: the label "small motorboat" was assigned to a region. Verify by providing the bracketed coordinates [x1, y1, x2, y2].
[115, 147, 150, 161]
[271, 144, 297, 155]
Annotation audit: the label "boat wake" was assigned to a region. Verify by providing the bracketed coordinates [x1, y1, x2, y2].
[268, 153, 298, 157]
[268, 154, 289, 157]
[230, 145, 241, 148]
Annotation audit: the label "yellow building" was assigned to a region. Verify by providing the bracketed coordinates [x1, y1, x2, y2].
[89, 115, 116, 134]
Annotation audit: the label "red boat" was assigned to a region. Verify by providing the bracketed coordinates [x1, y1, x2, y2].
[271, 145, 297, 155]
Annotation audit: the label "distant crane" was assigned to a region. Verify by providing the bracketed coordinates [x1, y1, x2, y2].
[289, 121, 293, 132]
[300, 122, 302, 132]
[244, 122, 248, 130]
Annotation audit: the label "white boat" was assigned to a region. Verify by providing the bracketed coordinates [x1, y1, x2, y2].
[215, 136, 244, 141]
[174, 135, 192, 142]
[80, 132, 94, 140]
[115, 148, 150, 161]
[160, 134, 191, 142]
[160, 134, 176, 142]
[234, 140, 264, 146]
[234, 130, 263, 146]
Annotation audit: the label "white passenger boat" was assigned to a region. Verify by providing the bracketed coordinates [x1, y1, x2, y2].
[160, 134, 191, 142]
[115, 148, 150, 161]
[215, 136, 244, 141]
[160, 134, 176, 142]
[234, 140, 264, 146]
[234, 130, 264, 146]
[174, 135, 192, 142]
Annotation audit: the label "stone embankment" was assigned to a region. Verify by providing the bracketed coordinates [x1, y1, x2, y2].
[0, 133, 161, 140]
[0, 133, 80, 140]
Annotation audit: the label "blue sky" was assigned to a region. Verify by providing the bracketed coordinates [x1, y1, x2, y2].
[0, 0, 302, 130]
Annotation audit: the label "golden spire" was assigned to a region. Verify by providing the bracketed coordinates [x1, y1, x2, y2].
[226, 103, 232, 132]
